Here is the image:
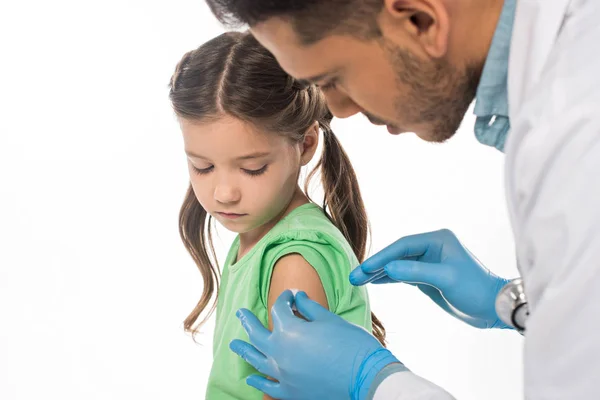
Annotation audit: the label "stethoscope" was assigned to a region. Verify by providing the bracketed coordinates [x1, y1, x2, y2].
[495, 278, 529, 334]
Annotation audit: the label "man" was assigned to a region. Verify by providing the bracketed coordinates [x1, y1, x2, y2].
[206, 0, 600, 398]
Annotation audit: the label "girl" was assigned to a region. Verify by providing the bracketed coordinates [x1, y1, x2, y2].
[169, 32, 385, 400]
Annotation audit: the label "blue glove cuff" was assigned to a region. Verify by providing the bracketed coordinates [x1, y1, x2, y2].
[366, 363, 411, 400]
[352, 348, 404, 400]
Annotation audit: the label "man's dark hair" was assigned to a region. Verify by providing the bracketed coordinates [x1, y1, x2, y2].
[205, 0, 384, 45]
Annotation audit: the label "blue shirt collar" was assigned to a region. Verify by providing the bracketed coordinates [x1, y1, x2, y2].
[473, 0, 517, 152]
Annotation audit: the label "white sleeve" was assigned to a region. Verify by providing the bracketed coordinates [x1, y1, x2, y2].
[504, 1, 600, 398]
[369, 366, 455, 400]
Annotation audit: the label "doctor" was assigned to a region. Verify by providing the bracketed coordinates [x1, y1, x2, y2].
[206, 0, 600, 398]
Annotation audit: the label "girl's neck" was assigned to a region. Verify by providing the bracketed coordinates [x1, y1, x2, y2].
[237, 187, 309, 259]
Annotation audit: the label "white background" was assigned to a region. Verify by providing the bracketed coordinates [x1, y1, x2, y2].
[0, 1, 523, 399]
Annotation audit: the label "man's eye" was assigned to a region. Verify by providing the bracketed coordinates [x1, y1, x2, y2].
[319, 80, 337, 91]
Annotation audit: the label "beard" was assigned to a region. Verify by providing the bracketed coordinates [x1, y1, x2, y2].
[384, 40, 482, 142]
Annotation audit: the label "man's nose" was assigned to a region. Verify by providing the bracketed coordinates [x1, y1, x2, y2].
[323, 89, 361, 119]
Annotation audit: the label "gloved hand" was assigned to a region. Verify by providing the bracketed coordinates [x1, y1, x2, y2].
[349, 229, 512, 329]
[230, 290, 404, 400]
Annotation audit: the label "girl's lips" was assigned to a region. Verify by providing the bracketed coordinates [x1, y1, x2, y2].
[217, 212, 246, 219]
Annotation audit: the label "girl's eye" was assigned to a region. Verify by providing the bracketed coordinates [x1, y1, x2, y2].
[243, 165, 268, 177]
[192, 165, 214, 175]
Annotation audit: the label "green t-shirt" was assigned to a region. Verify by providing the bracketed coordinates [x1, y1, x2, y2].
[205, 203, 372, 399]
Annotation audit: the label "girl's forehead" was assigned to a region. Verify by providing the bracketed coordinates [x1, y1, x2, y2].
[181, 116, 289, 159]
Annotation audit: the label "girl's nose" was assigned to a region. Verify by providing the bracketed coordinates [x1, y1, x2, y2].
[214, 183, 241, 204]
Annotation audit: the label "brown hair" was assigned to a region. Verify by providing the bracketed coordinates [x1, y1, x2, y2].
[169, 31, 385, 345]
[206, 0, 384, 45]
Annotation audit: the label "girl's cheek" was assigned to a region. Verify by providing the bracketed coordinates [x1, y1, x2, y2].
[190, 183, 210, 208]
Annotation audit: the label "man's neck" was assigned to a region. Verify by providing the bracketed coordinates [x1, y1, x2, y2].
[448, 0, 505, 69]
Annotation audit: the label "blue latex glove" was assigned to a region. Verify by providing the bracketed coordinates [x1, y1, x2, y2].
[230, 290, 404, 400]
[350, 229, 511, 329]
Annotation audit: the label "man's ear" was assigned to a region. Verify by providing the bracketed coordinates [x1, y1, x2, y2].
[379, 0, 450, 59]
[300, 121, 320, 166]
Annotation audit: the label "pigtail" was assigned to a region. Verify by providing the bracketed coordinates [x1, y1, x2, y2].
[307, 113, 387, 346]
[170, 47, 222, 338]
[179, 184, 221, 337]
[316, 117, 368, 260]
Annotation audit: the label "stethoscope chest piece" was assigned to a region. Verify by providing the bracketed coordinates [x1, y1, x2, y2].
[495, 278, 529, 334]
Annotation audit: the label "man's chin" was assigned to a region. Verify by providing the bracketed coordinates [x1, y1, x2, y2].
[386, 125, 403, 135]
[385, 117, 461, 142]
[414, 129, 455, 143]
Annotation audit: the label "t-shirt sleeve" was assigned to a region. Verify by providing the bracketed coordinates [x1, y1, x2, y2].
[258, 240, 341, 313]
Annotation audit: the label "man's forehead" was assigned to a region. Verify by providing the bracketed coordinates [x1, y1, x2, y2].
[250, 18, 337, 81]
[251, 17, 302, 52]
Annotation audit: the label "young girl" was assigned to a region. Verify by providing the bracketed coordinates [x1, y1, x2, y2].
[169, 31, 385, 400]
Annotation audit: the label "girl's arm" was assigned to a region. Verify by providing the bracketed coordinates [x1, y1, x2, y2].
[264, 253, 329, 400]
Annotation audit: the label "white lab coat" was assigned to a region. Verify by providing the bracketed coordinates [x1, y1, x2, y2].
[373, 0, 600, 398]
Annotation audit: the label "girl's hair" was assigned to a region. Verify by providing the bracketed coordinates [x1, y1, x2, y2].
[169, 31, 386, 346]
